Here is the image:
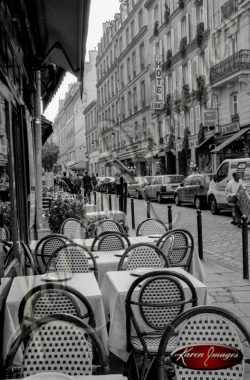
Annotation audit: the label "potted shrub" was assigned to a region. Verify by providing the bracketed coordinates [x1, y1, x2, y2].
[181, 84, 190, 112]
[46, 196, 86, 234]
[196, 75, 206, 103]
[179, 0, 185, 9]
[166, 49, 172, 70]
[180, 37, 187, 58]
[197, 22, 204, 47]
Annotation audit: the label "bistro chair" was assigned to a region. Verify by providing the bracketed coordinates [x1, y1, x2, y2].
[93, 219, 126, 237]
[136, 218, 167, 237]
[90, 231, 131, 252]
[18, 283, 95, 328]
[156, 229, 194, 272]
[60, 218, 87, 239]
[33, 233, 74, 270]
[118, 243, 169, 271]
[4, 314, 109, 378]
[46, 243, 98, 279]
[125, 270, 198, 380]
[21, 242, 39, 275]
[157, 305, 250, 380]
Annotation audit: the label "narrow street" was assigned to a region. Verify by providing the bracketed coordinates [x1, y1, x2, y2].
[101, 194, 249, 275]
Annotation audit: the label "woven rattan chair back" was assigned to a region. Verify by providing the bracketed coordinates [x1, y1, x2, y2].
[46, 244, 98, 278]
[118, 243, 169, 270]
[157, 229, 194, 271]
[60, 218, 87, 239]
[5, 315, 109, 378]
[18, 283, 95, 328]
[136, 218, 167, 236]
[94, 219, 125, 236]
[90, 231, 130, 251]
[1, 225, 10, 241]
[157, 306, 250, 380]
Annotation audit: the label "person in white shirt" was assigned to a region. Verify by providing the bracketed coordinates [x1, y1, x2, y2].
[225, 171, 244, 227]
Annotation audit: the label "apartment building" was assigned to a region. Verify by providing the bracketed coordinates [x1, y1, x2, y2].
[53, 50, 98, 172]
[96, 0, 152, 176]
[84, 100, 99, 174]
[209, 0, 250, 169]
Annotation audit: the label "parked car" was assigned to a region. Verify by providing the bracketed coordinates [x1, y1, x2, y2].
[127, 176, 149, 199]
[174, 173, 214, 209]
[207, 158, 250, 214]
[99, 176, 116, 193]
[144, 175, 185, 203]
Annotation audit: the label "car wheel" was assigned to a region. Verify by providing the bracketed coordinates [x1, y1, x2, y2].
[157, 193, 162, 203]
[194, 197, 201, 209]
[174, 194, 181, 206]
[210, 196, 220, 215]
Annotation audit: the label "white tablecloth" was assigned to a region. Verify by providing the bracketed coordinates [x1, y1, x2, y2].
[101, 268, 209, 362]
[9, 375, 126, 380]
[3, 273, 108, 364]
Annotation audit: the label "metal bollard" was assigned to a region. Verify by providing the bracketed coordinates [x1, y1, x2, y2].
[101, 192, 104, 211]
[197, 209, 203, 260]
[147, 201, 151, 218]
[242, 215, 249, 279]
[93, 191, 96, 205]
[168, 205, 172, 230]
[109, 194, 112, 211]
[131, 198, 135, 229]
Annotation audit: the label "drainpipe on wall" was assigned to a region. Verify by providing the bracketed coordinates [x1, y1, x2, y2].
[34, 69, 43, 236]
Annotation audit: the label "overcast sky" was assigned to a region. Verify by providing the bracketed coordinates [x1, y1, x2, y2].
[44, 0, 120, 121]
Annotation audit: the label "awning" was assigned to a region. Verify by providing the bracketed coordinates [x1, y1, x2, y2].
[118, 150, 145, 161]
[210, 127, 250, 153]
[41, 115, 53, 145]
[145, 149, 160, 159]
[196, 135, 215, 150]
[24, 0, 91, 109]
[70, 161, 87, 170]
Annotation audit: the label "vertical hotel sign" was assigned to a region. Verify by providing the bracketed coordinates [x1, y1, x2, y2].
[151, 55, 164, 110]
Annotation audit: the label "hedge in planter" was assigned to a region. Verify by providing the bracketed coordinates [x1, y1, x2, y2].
[46, 197, 86, 233]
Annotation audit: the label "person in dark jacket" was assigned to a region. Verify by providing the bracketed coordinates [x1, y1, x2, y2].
[73, 173, 82, 195]
[82, 171, 92, 202]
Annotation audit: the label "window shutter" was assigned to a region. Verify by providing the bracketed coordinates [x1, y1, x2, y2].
[177, 21, 181, 42]
[178, 65, 183, 97]
[203, 0, 208, 29]
[204, 47, 209, 83]
[192, 7, 197, 40]
[180, 111, 185, 138]
[186, 13, 190, 43]
[165, 76, 169, 96]
[190, 108, 194, 135]
[192, 56, 198, 90]
[171, 28, 175, 53]
[195, 105, 200, 134]
[172, 70, 176, 98]
[188, 60, 192, 90]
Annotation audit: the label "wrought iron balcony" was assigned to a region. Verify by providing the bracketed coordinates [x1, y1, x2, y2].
[210, 50, 250, 84]
[221, 0, 238, 20]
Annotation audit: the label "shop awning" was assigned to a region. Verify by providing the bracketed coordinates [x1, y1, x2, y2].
[24, 0, 91, 109]
[70, 161, 87, 170]
[41, 115, 53, 145]
[196, 135, 215, 150]
[210, 127, 250, 153]
[144, 149, 160, 159]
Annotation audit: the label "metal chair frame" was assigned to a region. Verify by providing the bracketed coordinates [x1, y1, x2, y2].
[60, 218, 87, 239]
[157, 305, 250, 380]
[118, 243, 170, 271]
[4, 314, 109, 378]
[136, 218, 168, 236]
[125, 270, 198, 380]
[21, 242, 39, 275]
[46, 243, 98, 279]
[18, 283, 95, 328]
[90, 231, 131, 251]
[156, 228, 194, 272]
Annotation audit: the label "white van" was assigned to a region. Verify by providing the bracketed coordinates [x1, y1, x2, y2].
[207, 158, 250, 214]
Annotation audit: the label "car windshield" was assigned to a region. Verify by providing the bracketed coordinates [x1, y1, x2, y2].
[163, 175, 184, 184]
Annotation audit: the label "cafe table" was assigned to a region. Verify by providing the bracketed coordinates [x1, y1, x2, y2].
[101, 268, 209, 362]
[3, 273, 108, 365]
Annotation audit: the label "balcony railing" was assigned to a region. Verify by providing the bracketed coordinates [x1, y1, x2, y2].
[221, 0, 238, 20]
[210, 50, 250, 84]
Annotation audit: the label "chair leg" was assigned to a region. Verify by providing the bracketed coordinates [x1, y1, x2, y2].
[125, 353, 140, 380]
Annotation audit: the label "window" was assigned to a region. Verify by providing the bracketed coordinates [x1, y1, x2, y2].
[133, 87, 137, 112]
[121, 97, 125, 120]
[141, 80, 146, 108]
[181, 17, 187, 38]
[231, 93, 238, 116]
[119, 36, 123, 54]
[183, 64, 188, 85]
[138, 9, 143, 29]
[120, 65, 124, 87]
[132, 51, 136, 77]
[131, 20, 135, 40]
[154, 5, 158, 22]
[111, 76, 114, 96]
[167, 31, 171, 51]
[127, 57, 131, 81]
[110, 50, 113, 65]
[128, 91, 132, 115]
[126, 27, 129, 46]
[142, 117, 147, 138]
[194, 105, 200, 135]
[196, 4, 203, 24]
[139, 43, 145, 70]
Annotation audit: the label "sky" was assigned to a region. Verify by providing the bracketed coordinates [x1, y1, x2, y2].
[44, 0, 121, 121]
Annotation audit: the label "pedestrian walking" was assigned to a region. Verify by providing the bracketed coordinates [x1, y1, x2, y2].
[61, 172, 73, 193]
[225, 171, 245, 227]
[91, 173, 97, 190]
[73, 173, 82, 195]
[82, 171, 92, 202]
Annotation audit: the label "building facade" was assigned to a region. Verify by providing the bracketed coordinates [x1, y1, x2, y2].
[84, 100, 99, 175]
[53, 50, 98, 172]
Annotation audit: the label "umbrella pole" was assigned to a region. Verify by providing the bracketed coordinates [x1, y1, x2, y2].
[119, 176, 124, 212]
